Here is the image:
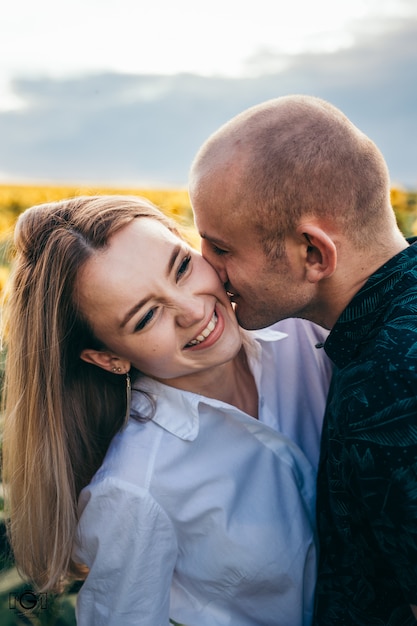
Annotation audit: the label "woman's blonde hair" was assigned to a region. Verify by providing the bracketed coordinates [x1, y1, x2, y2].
[1, 195, 179, 592]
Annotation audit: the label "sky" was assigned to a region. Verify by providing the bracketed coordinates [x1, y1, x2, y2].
[0, 0, 416, 187]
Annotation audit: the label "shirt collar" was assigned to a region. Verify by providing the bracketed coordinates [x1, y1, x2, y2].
[325, 238, 417, 368]
[130, 327, 288, 441]
[131, 380, 201, 440]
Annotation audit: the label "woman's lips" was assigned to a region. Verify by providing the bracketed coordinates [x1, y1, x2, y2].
[184, 307, 225, 350]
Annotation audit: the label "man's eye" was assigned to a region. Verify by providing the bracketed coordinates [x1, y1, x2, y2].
[212, 244, 227, 256]
[177, 255, 191, 279]
[135, 308, 155, 331]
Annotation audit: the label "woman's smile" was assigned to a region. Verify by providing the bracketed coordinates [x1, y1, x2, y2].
[184, 308, 224, 350]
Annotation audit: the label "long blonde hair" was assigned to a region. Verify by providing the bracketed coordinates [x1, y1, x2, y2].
[2, 195, 179, 592]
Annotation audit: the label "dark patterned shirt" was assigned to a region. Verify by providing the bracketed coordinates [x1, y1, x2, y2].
[314, 240, 417, 625]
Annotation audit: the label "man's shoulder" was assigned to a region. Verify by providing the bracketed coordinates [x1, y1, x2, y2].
[375, 288, 417, 349]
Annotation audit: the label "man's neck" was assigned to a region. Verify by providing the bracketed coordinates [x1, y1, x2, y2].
[313, 235, 409, 330]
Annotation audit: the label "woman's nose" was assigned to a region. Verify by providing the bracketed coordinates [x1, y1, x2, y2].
[175, 296, 206, 328]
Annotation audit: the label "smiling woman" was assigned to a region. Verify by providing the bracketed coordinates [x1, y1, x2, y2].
[2, 194, 333, 626]
[77, 217, 242, 387]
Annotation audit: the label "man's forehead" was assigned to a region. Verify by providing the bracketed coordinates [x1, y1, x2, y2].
[198, 214, 262, 252]
[195, 205, 241, 235]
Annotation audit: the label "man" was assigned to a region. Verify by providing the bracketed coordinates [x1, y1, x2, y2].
[189, 95, 417, 625]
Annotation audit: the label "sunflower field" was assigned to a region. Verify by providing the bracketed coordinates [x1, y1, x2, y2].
[0, 184, 199, 291]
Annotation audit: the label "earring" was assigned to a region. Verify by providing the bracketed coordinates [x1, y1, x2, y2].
[124, 371, 131, 427]
[111, 366, 122, 373]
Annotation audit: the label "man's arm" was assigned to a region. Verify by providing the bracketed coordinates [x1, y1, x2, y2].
[411, 605, 417, 619]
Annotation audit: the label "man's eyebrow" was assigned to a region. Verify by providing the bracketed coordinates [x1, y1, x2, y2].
[200, 232, 229, 247]
[119, 244, 181, 329]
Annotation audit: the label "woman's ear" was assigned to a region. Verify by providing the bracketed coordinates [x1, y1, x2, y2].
[80, 349, 131, 374]
[296, 224, 337, 283]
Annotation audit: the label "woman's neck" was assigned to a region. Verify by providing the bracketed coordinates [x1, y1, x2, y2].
[159, 346, 259, 419]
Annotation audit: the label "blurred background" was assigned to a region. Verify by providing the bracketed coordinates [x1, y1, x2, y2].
[0, 1, 417, 624]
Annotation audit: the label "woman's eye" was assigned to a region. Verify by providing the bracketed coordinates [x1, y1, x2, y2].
[177, 255, 191, 279]
[135, 308, 155, 331]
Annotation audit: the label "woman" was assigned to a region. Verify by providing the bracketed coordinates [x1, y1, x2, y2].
[2, 195, 332, 625]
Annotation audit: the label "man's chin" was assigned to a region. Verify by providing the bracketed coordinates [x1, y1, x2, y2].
[234, 307, 262, 331]
[235, 304, 280, 331]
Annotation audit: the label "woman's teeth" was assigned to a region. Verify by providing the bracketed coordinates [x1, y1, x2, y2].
[187, 313, 218, 346]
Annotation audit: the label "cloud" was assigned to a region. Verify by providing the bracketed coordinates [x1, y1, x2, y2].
[0, 14, 416, 188]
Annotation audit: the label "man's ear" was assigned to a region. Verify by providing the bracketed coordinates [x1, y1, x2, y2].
[296, 224, 337, 283]
[80, 349, 131, 374]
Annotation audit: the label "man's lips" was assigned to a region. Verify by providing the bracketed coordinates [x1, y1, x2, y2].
[226, 290, 238, 302]
[225, 282, 238, 301]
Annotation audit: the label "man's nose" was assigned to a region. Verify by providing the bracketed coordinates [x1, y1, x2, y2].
[201, 240, 228, 285]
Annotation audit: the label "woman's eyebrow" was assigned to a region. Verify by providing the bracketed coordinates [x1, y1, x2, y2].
[166, 244, 182, 277]
[119, 244, 182, 328]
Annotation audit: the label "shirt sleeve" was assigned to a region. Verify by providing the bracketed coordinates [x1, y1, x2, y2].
[346, 367, 417, 602]
[73, 476, 178, 626]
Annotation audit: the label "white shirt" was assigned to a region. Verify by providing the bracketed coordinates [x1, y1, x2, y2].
[73, 319, 332, 626]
